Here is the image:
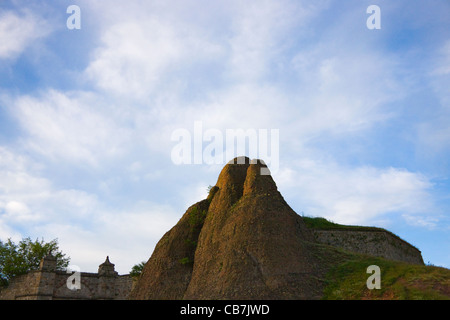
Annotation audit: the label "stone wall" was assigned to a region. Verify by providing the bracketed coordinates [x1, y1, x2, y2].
[311, 229, 424, 265]
[0, 255, 134, 300]
[0, 271, 41, 300]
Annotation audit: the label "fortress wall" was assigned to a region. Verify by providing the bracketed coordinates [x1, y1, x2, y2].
[53, 272, 101, 300]
[311, 229, 424, 265]
[0, 270, 133, 300]
[0, 271, 41, 300]
[116, 275, 135, 299]
[0, 256, 133, 300]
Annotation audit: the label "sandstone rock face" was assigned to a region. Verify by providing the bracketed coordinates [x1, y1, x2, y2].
[128, 199, 210, 300]
[184, 158, 319, 299]
[129, 157, 347, 300]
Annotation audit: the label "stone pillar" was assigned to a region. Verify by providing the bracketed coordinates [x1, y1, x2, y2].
[97, 256, 118, 299]
[39, 253, 57, 272]
[36, 253, 57, 300]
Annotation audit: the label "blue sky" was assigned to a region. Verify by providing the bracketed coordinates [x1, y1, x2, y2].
[0, 0, 449, 273]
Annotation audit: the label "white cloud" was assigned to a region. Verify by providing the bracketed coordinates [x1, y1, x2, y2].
[75, 0, 409, 162]
[402, 214, 441, 229]
[289, 48, 405, 141]
[0, 146, 50, 195]
[8, 89, 131, 166]
[0, 146, 99, 225]
[277, 158, 436, 227]
[84, 8, 224, 100]
[0, 145, 181, 273]
[81, 0, 329, 100]
[3, 200, 33, 222]
[0, 9, 50, 59]
[225, 0, 314, 81]
[34, 201, 180, 274]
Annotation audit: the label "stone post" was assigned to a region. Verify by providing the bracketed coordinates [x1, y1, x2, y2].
[36, 253, 57, 300]
[97, 256, 118, 299]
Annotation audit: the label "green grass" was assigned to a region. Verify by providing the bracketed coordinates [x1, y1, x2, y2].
[322, 255, 450, 300]
[301, 216, 448, 299]
[188, 206, 207, 229]
[179, 257, 193, 266]
[302, 216, 384, 232]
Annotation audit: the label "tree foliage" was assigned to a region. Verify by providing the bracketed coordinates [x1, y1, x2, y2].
[0, 237, 70, 286]
[129, 261, 146, 279]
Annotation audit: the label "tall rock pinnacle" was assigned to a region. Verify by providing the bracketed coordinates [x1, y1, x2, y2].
[129, 157, 345, 300]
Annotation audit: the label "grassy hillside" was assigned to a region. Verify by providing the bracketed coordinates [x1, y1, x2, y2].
[322, 255, 450, 300]
[301, 216, 449, 299]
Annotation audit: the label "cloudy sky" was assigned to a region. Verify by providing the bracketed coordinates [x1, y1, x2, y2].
[0, 0, 449, 273]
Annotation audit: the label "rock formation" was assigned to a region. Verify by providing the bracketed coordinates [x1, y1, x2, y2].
[129, 157, 423, 300]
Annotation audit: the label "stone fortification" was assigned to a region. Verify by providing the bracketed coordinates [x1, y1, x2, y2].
[0, 255, 133, 300]
[310, 229, 424, 265]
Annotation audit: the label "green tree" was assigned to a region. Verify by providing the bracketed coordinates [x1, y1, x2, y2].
[129, 261, 146, 279]
[0, 237, 70, 286]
